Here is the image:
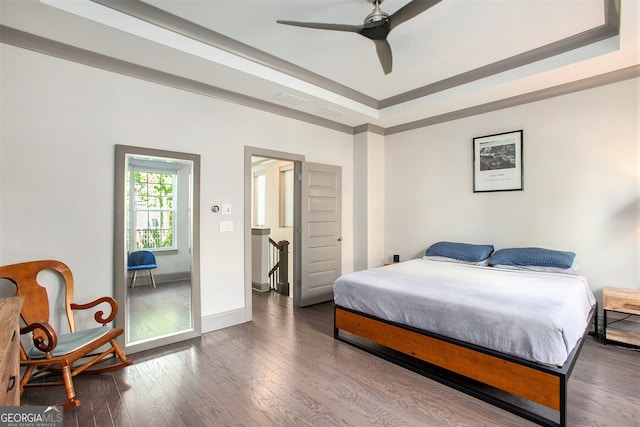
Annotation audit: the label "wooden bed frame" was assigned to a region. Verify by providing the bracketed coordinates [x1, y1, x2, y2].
[334, 304, 597, 427]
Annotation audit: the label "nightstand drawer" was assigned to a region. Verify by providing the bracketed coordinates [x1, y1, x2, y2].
[0, 333, 19, 406]
[0, 297, 23, 406]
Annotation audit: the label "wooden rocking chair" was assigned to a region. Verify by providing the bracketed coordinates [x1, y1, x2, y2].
[0, 260, 132, 409]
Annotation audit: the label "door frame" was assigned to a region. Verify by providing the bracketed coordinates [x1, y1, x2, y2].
[244, 147, 304, 317]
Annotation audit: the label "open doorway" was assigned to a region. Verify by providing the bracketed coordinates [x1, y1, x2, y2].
[244, 147, 342, 315]
[250, 156, 295, 297]
[244, 147, 304, 318]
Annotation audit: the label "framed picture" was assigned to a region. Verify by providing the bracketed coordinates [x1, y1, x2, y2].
[473, 130, 523, 192]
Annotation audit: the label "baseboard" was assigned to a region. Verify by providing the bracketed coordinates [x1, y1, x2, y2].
[252, 281, 270, 292]
[201, 307, 248, 334]
[155, 271, 191, 283]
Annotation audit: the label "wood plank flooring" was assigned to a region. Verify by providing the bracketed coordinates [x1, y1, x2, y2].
[20, 291, 640, 426]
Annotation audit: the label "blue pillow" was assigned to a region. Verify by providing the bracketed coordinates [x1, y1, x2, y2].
[488, 247, 576, 269]
[425, 241, 494, 263]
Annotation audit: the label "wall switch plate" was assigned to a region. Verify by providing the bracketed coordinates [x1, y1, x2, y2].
[219, 220, 233, 232]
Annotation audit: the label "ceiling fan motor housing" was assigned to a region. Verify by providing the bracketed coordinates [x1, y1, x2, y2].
[360, 20, 391, 40]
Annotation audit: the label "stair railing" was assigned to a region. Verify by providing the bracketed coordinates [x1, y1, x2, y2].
[268, 238, 290, 295]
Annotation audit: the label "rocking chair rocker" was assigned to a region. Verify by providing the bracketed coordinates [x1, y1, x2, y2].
[0, 259, 132, 409]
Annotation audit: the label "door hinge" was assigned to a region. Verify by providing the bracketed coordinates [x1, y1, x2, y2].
[297, 173, 303, 181]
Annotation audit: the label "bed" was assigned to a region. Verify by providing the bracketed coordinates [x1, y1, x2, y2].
[333, 247, 596, 427]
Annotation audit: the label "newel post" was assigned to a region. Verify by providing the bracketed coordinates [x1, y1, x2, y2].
[276, 240, 289, 296]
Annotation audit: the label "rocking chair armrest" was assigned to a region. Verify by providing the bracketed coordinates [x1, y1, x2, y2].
[21, 321, 57, 353]
[70, 296, 118, 325]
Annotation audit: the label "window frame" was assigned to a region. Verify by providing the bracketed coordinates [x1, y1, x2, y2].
[253, 170, 266, 227]
[279, 164, 294, 228]
[127, 165, 178, 251]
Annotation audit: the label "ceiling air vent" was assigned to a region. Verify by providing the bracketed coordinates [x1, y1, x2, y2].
[272, 92, 308, 106]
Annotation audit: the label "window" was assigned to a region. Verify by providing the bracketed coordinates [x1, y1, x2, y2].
[254, 171, 266, 227]
[128, 169, 176, 250]
[280, 164, 294, 227]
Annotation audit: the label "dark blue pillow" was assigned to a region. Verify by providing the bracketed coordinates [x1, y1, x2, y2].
[488, 247, 576, 269]
[425, 241, 494, 263]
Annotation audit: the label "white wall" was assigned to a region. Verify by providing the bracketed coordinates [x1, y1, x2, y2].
[367, 133, 385, 267]
[353, 133, 369, 271]
[353, 132, 386, 270]
[385, 78, 640, 305]
[0, 45, 353, 331]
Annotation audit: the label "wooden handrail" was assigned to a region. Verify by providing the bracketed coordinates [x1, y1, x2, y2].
[267, 238, 289, 295]
[269, 237, 280, 249]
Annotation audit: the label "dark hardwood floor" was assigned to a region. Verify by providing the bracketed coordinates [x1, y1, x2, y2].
[20, 291, 640, 426]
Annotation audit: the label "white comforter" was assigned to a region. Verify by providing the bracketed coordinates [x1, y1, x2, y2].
[333, 258, 596, 366]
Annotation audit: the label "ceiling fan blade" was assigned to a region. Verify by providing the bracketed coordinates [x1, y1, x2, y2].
[390, 0, 442, 30]
[373, 39, 392, 75]
[277, 20, 363, 33]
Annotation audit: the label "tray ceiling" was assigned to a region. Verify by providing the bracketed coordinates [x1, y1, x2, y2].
[0, 0, 638, 133]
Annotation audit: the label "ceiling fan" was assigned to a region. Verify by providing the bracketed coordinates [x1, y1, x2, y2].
[277, 0, 442, 75]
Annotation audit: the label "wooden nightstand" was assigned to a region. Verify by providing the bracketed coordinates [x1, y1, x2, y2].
[602, 286, 640, 348]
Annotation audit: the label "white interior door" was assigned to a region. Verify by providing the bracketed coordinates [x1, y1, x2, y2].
[296, 162, 342, 307]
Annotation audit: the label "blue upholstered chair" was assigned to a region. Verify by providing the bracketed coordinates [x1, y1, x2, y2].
[127, 250, 157, 289]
